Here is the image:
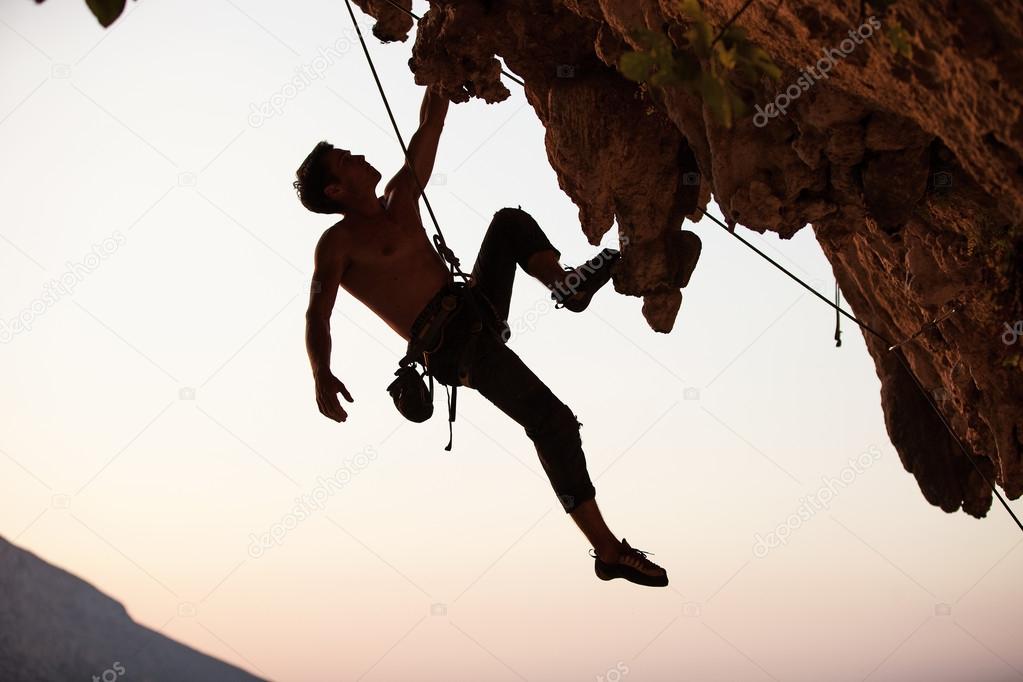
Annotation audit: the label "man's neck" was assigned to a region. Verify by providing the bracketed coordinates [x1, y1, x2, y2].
[349, 195, 386, 218]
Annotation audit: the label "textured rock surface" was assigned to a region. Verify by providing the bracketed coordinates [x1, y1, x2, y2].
[0, 536, 263, 681]
[357, 1, 1023, 517]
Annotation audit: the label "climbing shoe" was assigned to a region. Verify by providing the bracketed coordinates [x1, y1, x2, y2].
[550, 247, 621, 313]
[590, 538, 669, 587]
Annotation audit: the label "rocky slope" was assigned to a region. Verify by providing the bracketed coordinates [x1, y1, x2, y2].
[355, 0, 1023, 518]
[0, 536, 264, 681]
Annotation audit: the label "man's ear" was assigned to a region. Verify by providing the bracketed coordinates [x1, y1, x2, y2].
[324, 182, 345, 203]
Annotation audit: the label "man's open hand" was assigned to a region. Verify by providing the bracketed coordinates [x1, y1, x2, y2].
[315, 372, 354, 422]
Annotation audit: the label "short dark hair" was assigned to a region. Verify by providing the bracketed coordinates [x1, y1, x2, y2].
[293, 141, 346, 214]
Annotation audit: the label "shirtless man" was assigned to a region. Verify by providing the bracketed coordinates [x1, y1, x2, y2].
[294, 84, 669, 587]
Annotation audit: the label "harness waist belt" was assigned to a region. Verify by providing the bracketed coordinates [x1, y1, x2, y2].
[404, 282, 465, 366]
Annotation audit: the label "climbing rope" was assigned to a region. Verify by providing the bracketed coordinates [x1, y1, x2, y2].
[344, 0, 484, 453]
[696, 209, 1022, 534]
[341, 0, 1022, 534]
[834, 281, 842, 347]
[887, 302, 961, 352]
[341, 0, 465, 281]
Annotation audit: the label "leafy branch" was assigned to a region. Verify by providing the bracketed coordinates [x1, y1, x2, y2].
[617, 0, 780, 128]
[863, 0, 913, 58]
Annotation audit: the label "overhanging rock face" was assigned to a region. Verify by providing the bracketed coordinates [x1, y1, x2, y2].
[355, 0, 1023, 518]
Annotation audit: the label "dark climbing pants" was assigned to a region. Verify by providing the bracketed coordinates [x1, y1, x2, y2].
[413, 206, 597, 513]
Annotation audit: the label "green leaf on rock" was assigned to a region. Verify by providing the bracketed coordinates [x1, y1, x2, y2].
[616, 0, 782, 127]
[619, 52, 654, 82]
[885, 20, 913, 58]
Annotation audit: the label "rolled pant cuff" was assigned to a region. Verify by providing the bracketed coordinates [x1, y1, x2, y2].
[556, 485, 596, 513]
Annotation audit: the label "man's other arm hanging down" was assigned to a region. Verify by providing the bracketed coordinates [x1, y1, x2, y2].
[306, 232, 354, 422]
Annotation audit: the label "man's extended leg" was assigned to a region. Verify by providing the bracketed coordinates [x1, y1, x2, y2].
[464, 333, 668, 586]
[459, 206, 667, 586]
[569, 498, 620, 561]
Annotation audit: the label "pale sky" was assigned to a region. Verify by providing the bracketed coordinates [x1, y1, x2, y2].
[1, 1, 1021, 681]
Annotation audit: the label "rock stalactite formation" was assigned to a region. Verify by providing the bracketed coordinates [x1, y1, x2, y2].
[354, 0, 1022, 519]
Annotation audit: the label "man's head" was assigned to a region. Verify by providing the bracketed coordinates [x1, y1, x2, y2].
[293, 141, 381, 215]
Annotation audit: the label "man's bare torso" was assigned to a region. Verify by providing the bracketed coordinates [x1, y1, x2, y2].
[324, 195, 451, 342]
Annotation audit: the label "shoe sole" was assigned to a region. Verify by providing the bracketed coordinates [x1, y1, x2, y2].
[594, 559, 669, 587]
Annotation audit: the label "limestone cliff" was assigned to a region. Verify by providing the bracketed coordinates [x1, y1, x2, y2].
[355, 0, 1023, 519]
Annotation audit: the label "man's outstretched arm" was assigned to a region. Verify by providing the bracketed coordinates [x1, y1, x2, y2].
[306, 232, 354, 422]
[384, 85, 449, 205]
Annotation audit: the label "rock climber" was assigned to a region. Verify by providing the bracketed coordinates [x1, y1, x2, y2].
[294, 84, 685, 587]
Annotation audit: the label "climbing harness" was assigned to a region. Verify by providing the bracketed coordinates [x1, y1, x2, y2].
[345, 0, 1022, 534]
[342, 0, 504, 451]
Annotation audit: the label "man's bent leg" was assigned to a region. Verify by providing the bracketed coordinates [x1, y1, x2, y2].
[471, 206, 564, 322]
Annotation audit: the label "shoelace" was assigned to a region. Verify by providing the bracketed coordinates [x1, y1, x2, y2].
[551, 265, 584, 309]
[552, 250, 621, 309]
[589, 545, 657, 563]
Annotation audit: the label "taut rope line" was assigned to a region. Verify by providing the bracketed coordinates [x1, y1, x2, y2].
[343, 0, 1023, 533]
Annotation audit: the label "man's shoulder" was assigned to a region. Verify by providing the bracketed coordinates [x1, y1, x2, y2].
[313, 219, 358, 268]
[317, 218, 357, 249]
